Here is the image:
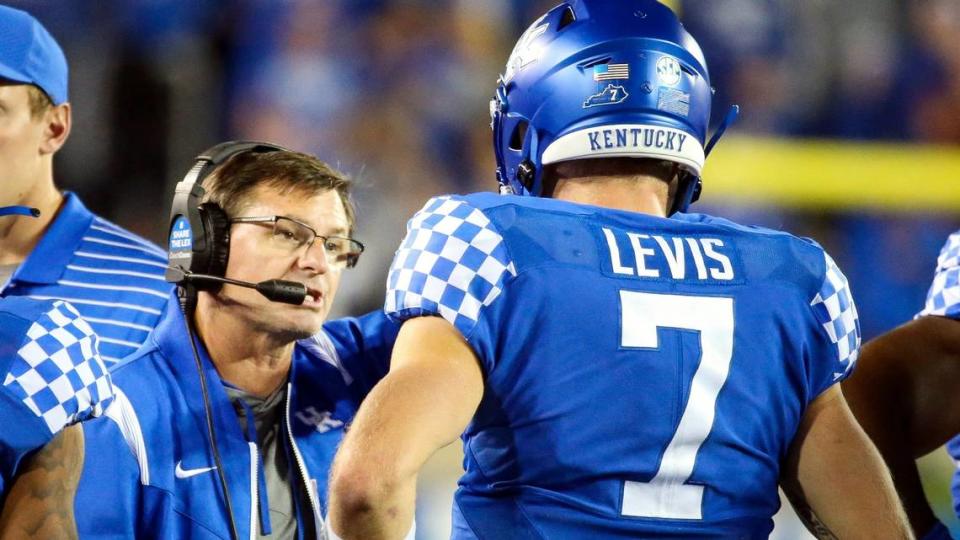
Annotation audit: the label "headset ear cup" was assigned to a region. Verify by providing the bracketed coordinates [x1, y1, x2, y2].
[195, 203, 231, 290]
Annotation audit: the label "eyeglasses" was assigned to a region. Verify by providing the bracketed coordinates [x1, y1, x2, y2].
[230, 216, 364, 268]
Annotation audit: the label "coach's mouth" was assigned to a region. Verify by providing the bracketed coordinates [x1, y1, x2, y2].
[303, 286, 324, 307]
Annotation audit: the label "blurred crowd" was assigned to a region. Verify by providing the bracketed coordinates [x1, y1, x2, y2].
[4, 0, 959, 337]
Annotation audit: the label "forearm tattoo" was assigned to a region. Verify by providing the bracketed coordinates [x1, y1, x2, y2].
[782, 484, 838, 540]
[0, 427, 83, 540]
[795, 510, 839, 540]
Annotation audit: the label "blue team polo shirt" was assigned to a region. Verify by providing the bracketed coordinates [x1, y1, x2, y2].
[1, 192, 173, 362]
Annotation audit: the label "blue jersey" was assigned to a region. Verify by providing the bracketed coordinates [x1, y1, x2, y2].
[0, 297, 114, 501]
[918, 231, 960, 321]
[385, 193, 860, 538]
[1, 192, 172, 363]
[920, 232, 960, 519]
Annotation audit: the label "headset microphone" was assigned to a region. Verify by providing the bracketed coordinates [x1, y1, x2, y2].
[0, 206, 40, 217]
[166, 268, 308, 305]
[164, 141, 293, 540]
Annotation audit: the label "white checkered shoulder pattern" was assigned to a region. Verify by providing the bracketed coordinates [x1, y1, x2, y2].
[3, 301, 115, 433]
[809, 252, 861, 380]
[385, 196, 517, 337]
[918, 231, 960, 319]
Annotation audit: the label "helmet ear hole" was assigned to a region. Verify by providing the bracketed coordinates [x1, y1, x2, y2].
[558, 5, 577, 30]
[509, 121, 529, 151]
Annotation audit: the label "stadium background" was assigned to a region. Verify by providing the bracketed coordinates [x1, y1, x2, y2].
[6, 0, 958, 536]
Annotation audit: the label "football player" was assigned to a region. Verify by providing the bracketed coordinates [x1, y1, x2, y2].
[328, 1, 912, 538]
[844, 231, 960, 540]
[0, 5, 172, 363]
[0, 205, 114, 538]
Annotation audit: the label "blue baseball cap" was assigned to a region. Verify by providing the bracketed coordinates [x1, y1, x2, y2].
[0, 5, 68, 105]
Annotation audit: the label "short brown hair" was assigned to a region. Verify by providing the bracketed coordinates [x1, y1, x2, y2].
[26, 85, 54, 118]
[203, 150, 356, 233]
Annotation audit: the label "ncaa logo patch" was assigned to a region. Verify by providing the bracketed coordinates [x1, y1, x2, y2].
[656, 56, 681, 86]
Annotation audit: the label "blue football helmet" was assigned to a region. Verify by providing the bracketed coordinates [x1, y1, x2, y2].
[491, 0, 736, 214]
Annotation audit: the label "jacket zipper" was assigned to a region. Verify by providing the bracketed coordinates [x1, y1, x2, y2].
[248, 442, 258, 540]
[285, 383, 322, 532]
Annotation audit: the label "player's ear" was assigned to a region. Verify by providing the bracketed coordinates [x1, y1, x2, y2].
[39, 102, 71, 155]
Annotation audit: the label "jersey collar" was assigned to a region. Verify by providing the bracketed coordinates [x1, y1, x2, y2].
[13, 192, 94, 285]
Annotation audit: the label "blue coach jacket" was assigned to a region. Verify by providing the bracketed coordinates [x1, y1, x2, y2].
[74, 297, 397, 539]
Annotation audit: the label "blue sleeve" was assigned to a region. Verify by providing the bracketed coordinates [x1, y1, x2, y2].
[805, 250, 861, 399]
[383, 195, 517, 371]
[75, 416, 142, 538]
[917, 231, 960, 320]
[0, 299, 115, 498]
[321, 310, 400, 397]
[0, 391, 50, 500]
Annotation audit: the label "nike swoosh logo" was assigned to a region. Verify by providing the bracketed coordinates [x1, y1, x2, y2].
[175, 461, 217, 479]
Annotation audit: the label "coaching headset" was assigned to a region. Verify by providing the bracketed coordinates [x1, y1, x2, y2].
[165, 140, 308, 306]
[163, 140, 313, 540]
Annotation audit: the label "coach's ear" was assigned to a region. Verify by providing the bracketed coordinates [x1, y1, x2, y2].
[39, 102, 72, 155]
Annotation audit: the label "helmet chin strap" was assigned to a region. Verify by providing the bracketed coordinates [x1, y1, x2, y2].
[665, 104, 739, 215]
[704, 105, 740, 158]
[0, 206, 40, 218]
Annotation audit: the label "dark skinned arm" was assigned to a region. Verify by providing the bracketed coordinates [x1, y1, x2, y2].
[843, 315, 960, 537]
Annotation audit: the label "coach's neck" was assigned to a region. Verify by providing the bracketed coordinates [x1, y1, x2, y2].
[193, 298, 294, 398]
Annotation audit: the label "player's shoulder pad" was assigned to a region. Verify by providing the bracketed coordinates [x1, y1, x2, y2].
[677, 212, 811, 241]
[461, 192, 605, 220]
[0, 298, 115, 435]
[677, 212, 834, 285]
[918, 230, 960, 319]
[678, 215, 860, 370]
[385, 194, 518, 337]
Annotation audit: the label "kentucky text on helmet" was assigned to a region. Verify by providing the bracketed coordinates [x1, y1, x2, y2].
[588, 127, 688, 153]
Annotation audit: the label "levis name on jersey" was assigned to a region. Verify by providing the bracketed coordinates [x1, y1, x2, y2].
[601, 226, 736, 281]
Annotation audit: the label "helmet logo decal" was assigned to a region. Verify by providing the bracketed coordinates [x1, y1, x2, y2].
[657, 87, 691, 117]
[593, 63, 630, 82]
[583, 63, 631, 108]
[503, 21, 549, 84]
[656, 56, 682, 86]
[584, 84, 630, 108]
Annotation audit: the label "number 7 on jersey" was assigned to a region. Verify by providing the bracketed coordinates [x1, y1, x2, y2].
[619, 291, 735, 520]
